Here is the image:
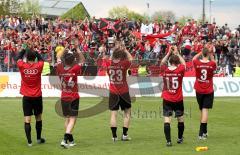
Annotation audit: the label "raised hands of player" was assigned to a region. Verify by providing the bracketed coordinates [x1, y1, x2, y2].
[35, 51, 43, 61]
[74, 39, 80, 50]
[167, 45, 178, 55]
[205, 42, 215, 61]
[205, 42, 213, 52]
[172, 45, 179, 55]
[74, 39, 85, 64]
[167, 45, 173, 56]
[161, 45, 173, 65]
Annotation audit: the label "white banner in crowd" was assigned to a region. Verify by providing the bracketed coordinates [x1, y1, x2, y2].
[0, 73, 240, 97]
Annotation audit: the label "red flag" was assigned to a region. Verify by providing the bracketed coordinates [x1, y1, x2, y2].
[132, 31, 142, 39]
[144, 24, 177, 44]
[99, 18, 121, 33]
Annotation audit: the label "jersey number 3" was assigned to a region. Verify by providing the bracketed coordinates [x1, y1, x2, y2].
[200, 69, 207, 80]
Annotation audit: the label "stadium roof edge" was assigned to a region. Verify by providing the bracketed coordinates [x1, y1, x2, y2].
[40, 0, 90, 17]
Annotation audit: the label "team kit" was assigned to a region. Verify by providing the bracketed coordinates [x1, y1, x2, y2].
[16, 41, 216, 148]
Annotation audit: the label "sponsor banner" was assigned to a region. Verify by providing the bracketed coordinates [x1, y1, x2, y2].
[0, 73, 240, 97]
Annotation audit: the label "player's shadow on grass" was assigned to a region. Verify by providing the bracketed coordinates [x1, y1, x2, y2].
[53, 76, 162, 118]
[55, 97, 137, 118]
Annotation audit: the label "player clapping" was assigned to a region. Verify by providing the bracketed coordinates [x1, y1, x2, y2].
[56, 39, 85, 148]
[193, 44, 217, 140]
[17, 48, 45, 147]
[106, 42, 133, 142]
[160, 46, 186, 147]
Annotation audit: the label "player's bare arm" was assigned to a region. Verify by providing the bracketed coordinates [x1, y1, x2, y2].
[161, 46, 172, 65]
[192, 51, 202, 61]
[74, 39, 85, 64]
[35, 51, 44, 62]
[16, 49, 26, 61]
[173, 46, 186, 67]
[125, 49, 133, 61]
[206, 44, 217, 64]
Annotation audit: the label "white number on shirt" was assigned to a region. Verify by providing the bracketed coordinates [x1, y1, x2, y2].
[200, 69, 207, 81]
[109, 69, 123, 82]
[60, 77, 75, 89]
[166, 77, 179, 90]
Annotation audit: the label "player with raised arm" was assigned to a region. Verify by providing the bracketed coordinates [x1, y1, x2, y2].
[17, 48, 45, 147]
[160, 46, 186, 147]
[56, 39, 85, 148]
[106, 42, 133, 142]
[192, 45, 217, 140]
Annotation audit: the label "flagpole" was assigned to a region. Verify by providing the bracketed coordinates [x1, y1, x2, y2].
[209, 0, 215, 24]
[202, 0, 206, 23]
[147, 2, 150, 20]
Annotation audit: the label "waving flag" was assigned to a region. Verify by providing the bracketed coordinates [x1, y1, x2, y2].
[143, 24, 178, 45]
[99, 18, 121, 33]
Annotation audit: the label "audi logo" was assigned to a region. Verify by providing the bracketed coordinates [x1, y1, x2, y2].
[24, 69, 38, 75]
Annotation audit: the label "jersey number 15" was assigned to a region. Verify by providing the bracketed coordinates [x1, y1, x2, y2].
[166, 77, 179, 90]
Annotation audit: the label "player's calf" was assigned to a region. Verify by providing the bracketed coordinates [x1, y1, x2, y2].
[24, 122, 32, 146]
[164, 122, 171, 145]
[177, 122, 184, 144]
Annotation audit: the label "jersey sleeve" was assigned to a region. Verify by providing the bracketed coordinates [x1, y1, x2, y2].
[179, 64, 186, 74]
[160, 64, 167, 73]
[212, 61, 217, 71]
[17, 60, 24, 69]
[105, 59, 111, 68]
[192, 59, 199, 68]
[37, 61, 44, 73]
[73, 64, 82, 75]
[101, 58, 107, 67]
[56, 64, 60, 75]
[124, 60, 131, 69]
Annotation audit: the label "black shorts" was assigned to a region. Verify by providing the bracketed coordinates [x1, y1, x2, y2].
[22, 96, 43, 116]
[163, 99, 184, 117]
[196, 92, 214, 110]
[61, 99, 79, 117]
[109, 93, 131, 111]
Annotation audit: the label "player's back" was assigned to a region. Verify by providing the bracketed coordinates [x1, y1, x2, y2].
[17, 60, 44, 97]
[162, 64, 185, 102]
[56, 63, 81, 101]
[106, 59, 131, 94]
[193, 59, 216, 94]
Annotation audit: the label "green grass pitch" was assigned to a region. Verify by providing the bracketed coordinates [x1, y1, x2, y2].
[0, 97, 239, 155]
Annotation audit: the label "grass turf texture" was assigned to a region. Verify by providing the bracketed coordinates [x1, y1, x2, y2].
[0, 97, 239, 155]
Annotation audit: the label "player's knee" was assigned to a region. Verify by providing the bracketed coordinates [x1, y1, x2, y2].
[164, 117, 171, 123]
[35, 114, 42, 121]
[24, 117, 31, 123]
[177, 116, 184, 122]
[111, 111, 118, 117]
[124, 108, 131, 116]
[69, 117, 77, 123]
[124, 113, 131, 120]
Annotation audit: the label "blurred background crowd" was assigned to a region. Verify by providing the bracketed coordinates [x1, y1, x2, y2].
[0, 15, 240, 76]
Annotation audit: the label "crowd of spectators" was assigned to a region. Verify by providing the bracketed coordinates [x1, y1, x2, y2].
[0, 15, 239, 76]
